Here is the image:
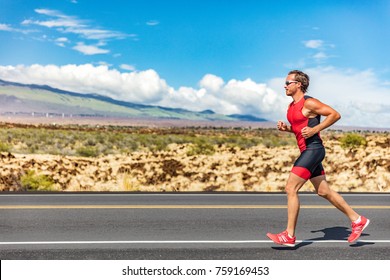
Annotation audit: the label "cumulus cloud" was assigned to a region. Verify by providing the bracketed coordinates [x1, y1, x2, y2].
[157, 75, 290, 121]
[0, 64, 289, 121]
[0, 64, 171, 104]
[199, 74, 224, 92]
[0, 64, 388, 128]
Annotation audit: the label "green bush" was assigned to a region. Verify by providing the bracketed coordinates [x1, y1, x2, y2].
[0, 125, 297, 156]
[339, 133, 367, 149]
[76, 146, 99, 157]
[0, 142, 11, 152]
[187, 142, 215, 156]
[21, 170, 54, 191]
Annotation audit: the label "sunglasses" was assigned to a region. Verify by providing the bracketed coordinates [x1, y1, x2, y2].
[285, 80, 299, 86]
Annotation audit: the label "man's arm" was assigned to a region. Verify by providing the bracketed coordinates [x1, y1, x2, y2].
[301, 98, 341, 139]
[277, 120, 293, 133]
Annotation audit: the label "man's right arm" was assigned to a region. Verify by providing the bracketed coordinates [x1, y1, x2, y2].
[277, 121, 293, 133]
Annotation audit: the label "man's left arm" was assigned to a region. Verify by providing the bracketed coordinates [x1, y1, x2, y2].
[301, 98, 341, 139]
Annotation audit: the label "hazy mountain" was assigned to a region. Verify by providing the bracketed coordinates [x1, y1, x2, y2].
[0, 79, 267, 122]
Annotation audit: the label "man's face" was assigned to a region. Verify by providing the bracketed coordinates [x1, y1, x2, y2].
[284, 74, 300, 96]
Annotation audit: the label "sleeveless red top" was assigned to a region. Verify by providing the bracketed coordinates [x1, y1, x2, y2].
[287, 96, 323, 152]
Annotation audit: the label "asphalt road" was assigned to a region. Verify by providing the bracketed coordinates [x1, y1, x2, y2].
[0, 192, 389, 260]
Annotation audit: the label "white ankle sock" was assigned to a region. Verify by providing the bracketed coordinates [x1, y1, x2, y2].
[354, 216, 361, 224]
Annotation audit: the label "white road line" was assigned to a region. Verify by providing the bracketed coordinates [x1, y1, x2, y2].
[1, 193, 389, 197]
[1, 204, 389, 209]
[0, 240, 389, 245]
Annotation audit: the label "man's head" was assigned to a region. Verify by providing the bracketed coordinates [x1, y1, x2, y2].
[287, 70, 310, 93]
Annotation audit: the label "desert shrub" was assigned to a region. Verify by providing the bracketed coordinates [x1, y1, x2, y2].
[86, 138, 97, 146]
[339, 133, 367, 149]
[0, 142, 11, 152]
[21, 170, 54, 191]
[0, 125, 297, 156]
[187, 141, 215, 156]
[122, 173, 141, 191]
[222, 135, 258, 149]
[76, 146, 99, 157]
[263, 135, 292, 148]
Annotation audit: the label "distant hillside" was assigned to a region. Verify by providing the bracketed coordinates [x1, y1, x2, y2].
[0, 79, 267, 122]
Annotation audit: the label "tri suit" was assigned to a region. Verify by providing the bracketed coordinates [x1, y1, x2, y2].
[287, 95, 325, 180]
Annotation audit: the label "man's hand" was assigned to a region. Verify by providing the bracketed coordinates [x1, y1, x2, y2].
[277, 121, 289, 132]
[301, 126, 317, 139]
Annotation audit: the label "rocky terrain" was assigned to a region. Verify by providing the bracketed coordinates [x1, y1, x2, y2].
[0, 133, 388, 192]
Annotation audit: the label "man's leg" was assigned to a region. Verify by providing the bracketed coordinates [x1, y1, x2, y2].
[285, 172, 307, 236]
[266, 172, 306, 246]
[310, 175, 359, 222]
[310, 175, 370, 242]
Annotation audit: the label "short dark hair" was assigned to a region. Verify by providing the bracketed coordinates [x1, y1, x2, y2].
[288, 70, 310, 93]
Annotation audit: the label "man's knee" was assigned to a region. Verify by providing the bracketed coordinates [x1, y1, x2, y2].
[285, 176, 306, 195]
[316, 188, 329, 198]
[311, 176, 331, 198]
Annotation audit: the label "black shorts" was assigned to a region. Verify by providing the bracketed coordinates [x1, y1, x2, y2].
[291, 147, 325, 180]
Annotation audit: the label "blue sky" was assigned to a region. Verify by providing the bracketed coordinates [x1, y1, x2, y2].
[0, 0, 389, 128]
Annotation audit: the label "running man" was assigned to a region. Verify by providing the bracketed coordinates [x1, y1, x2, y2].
[266, 70, 369, 247]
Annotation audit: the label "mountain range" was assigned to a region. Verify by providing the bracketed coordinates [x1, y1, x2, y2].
[0, 79, 267, 123]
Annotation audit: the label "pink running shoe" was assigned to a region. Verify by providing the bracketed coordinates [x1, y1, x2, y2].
[266, 230, 296, 247]
[348, 216, 370, 243]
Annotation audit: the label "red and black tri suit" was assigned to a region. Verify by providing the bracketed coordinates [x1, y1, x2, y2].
[287, 95, 325, 180]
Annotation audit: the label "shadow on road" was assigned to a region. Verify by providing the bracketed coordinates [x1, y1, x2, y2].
[271, 226, 373, 250]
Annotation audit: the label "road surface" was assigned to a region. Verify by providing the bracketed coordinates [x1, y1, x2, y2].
[0, 192, 389, 259]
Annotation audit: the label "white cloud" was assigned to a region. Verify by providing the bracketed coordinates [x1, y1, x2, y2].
[313, 52, 328, 60]
[304, 40, 324, 49]
[0, 23, 14, 31]
[23, 9, 84, 28]
[0, 23, 36, 34]
[24, 9, 129, 40]
[0, 64, 288, 121]
[199, 74, 224, 92]
[65, 27, 128, 40]
[301, 40, 335, 66]
[146, 20, 160, 26]
[20, 8, 131, 55]
[56, 37, 69, 42]
[0, 64, 170, 104]
[34, 9, 62, 17]
[55, 37, 69, 47]
[0, 64, 388, 128]
[73, 42, 109, 55]
[120, 64, 136, 71]
[158, 76, 290, 121]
